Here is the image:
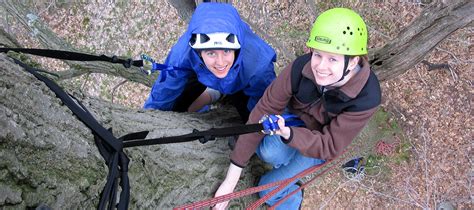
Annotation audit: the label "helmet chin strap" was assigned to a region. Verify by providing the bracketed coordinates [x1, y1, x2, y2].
[340, 55, 351, 82]
[323, 55, 351, 88]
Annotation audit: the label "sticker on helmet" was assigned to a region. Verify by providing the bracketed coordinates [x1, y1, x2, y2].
[315, 36, 331, 44]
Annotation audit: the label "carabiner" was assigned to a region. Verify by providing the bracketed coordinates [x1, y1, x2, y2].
[140, 54, 155, 75]
[259, 114, 280, 135]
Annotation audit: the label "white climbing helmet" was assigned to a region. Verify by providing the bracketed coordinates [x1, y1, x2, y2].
[189, 32, 241, 50]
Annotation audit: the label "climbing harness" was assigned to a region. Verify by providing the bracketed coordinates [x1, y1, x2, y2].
[1, 47, 307, 209]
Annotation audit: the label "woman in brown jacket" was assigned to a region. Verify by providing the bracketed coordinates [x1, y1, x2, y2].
[213, 8, 381, 209]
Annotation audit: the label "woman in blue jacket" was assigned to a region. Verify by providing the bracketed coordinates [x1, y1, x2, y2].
[144, 3, 276, 122]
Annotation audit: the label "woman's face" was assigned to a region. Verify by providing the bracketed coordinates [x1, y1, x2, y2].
[201, 49, 235, 78]
[310, 49, 357, 86]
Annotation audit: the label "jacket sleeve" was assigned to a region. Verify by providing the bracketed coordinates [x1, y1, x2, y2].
[230, 62, 294, 167]
[143, 70, 191, 110]
[286, 106, 378, 160]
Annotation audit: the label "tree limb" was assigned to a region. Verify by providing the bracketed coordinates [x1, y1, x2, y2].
[369, 0, 473, 81]
[0, 0, 156, 87]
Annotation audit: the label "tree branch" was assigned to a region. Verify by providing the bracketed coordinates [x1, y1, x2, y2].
[370, 0, 474, 81]
[0, 0, 156, 87]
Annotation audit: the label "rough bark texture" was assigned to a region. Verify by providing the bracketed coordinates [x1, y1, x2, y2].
[0, 53, 268, 209]
[1, 52, 381, 209]
[369, 0, 474, 81]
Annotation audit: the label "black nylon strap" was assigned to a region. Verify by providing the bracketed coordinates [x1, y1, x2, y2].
[12, 58, 123, 152]
[1, 48, 143, 68]
[123, 123, 263, 147]
[10, 58, 127, 210]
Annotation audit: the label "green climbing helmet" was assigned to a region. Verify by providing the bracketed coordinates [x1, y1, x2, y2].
[306, 8, 368, 55]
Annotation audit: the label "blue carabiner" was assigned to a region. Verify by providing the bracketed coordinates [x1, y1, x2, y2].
[140, 54, 156, 75]
[259, 114, 280, 135]
[140, 54, 192, 82]
[259, 114, 305, 135]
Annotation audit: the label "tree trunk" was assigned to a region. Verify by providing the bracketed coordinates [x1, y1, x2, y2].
[1, 52, 381, 208]
[0, 53, 269, 209]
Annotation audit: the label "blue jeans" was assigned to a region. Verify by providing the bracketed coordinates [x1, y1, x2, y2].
[256, 134, 325, 209]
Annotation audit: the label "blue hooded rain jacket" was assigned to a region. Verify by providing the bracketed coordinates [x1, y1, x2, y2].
[143, 3, 276, 112]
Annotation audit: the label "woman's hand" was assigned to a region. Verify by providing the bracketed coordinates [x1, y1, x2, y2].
[212, 163, 243, 210]
[213, 181, 234, 210]
[274, 115, 291, 139]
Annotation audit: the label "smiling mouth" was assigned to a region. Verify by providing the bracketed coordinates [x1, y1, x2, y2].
[215, 65, 227, 71]
[316, 71, 331, 77]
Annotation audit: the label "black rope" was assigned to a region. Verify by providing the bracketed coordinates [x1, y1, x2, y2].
[1, 48, 143, 68]
[11, 58, 126, 209]
[123, 124, 263, 147]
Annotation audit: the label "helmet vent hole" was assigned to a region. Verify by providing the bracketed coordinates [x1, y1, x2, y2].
[347, 26, 350, 30]
[347, 47, 350, 51]
[190, 34, 197, 46]
[200, 34, 210, 43]
[350, 32, 353, 35]
[360, 33, 362, 36]
[343, 31, 346, 34]
[361, 48, 364, 51]
[337, 46, 340, 50]
[342, 43, 345, 46]
[357, 28, 360, 31]
[226, 34, 236, 43]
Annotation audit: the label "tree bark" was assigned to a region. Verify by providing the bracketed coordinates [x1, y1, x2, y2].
[0, 53, 269, 209]
[1, 52, 380, 208]
[369, 0, 474, 81]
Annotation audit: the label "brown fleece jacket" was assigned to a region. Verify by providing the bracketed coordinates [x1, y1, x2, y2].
[230, 56, 381, 168]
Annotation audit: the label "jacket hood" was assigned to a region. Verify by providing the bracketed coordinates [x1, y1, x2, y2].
[162, 3, 275, 95]
[188, 3, 245, 45]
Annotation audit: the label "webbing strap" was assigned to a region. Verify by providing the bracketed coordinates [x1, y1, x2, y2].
[0, 48, 195, 76]
[122, 115, 305, 148]
[94, 130, 147, 210]
[123, 124, 263, 147]
[11, 58, 127, 210]
[1, 48, 143, 68]
[12, 58, 123, 152]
